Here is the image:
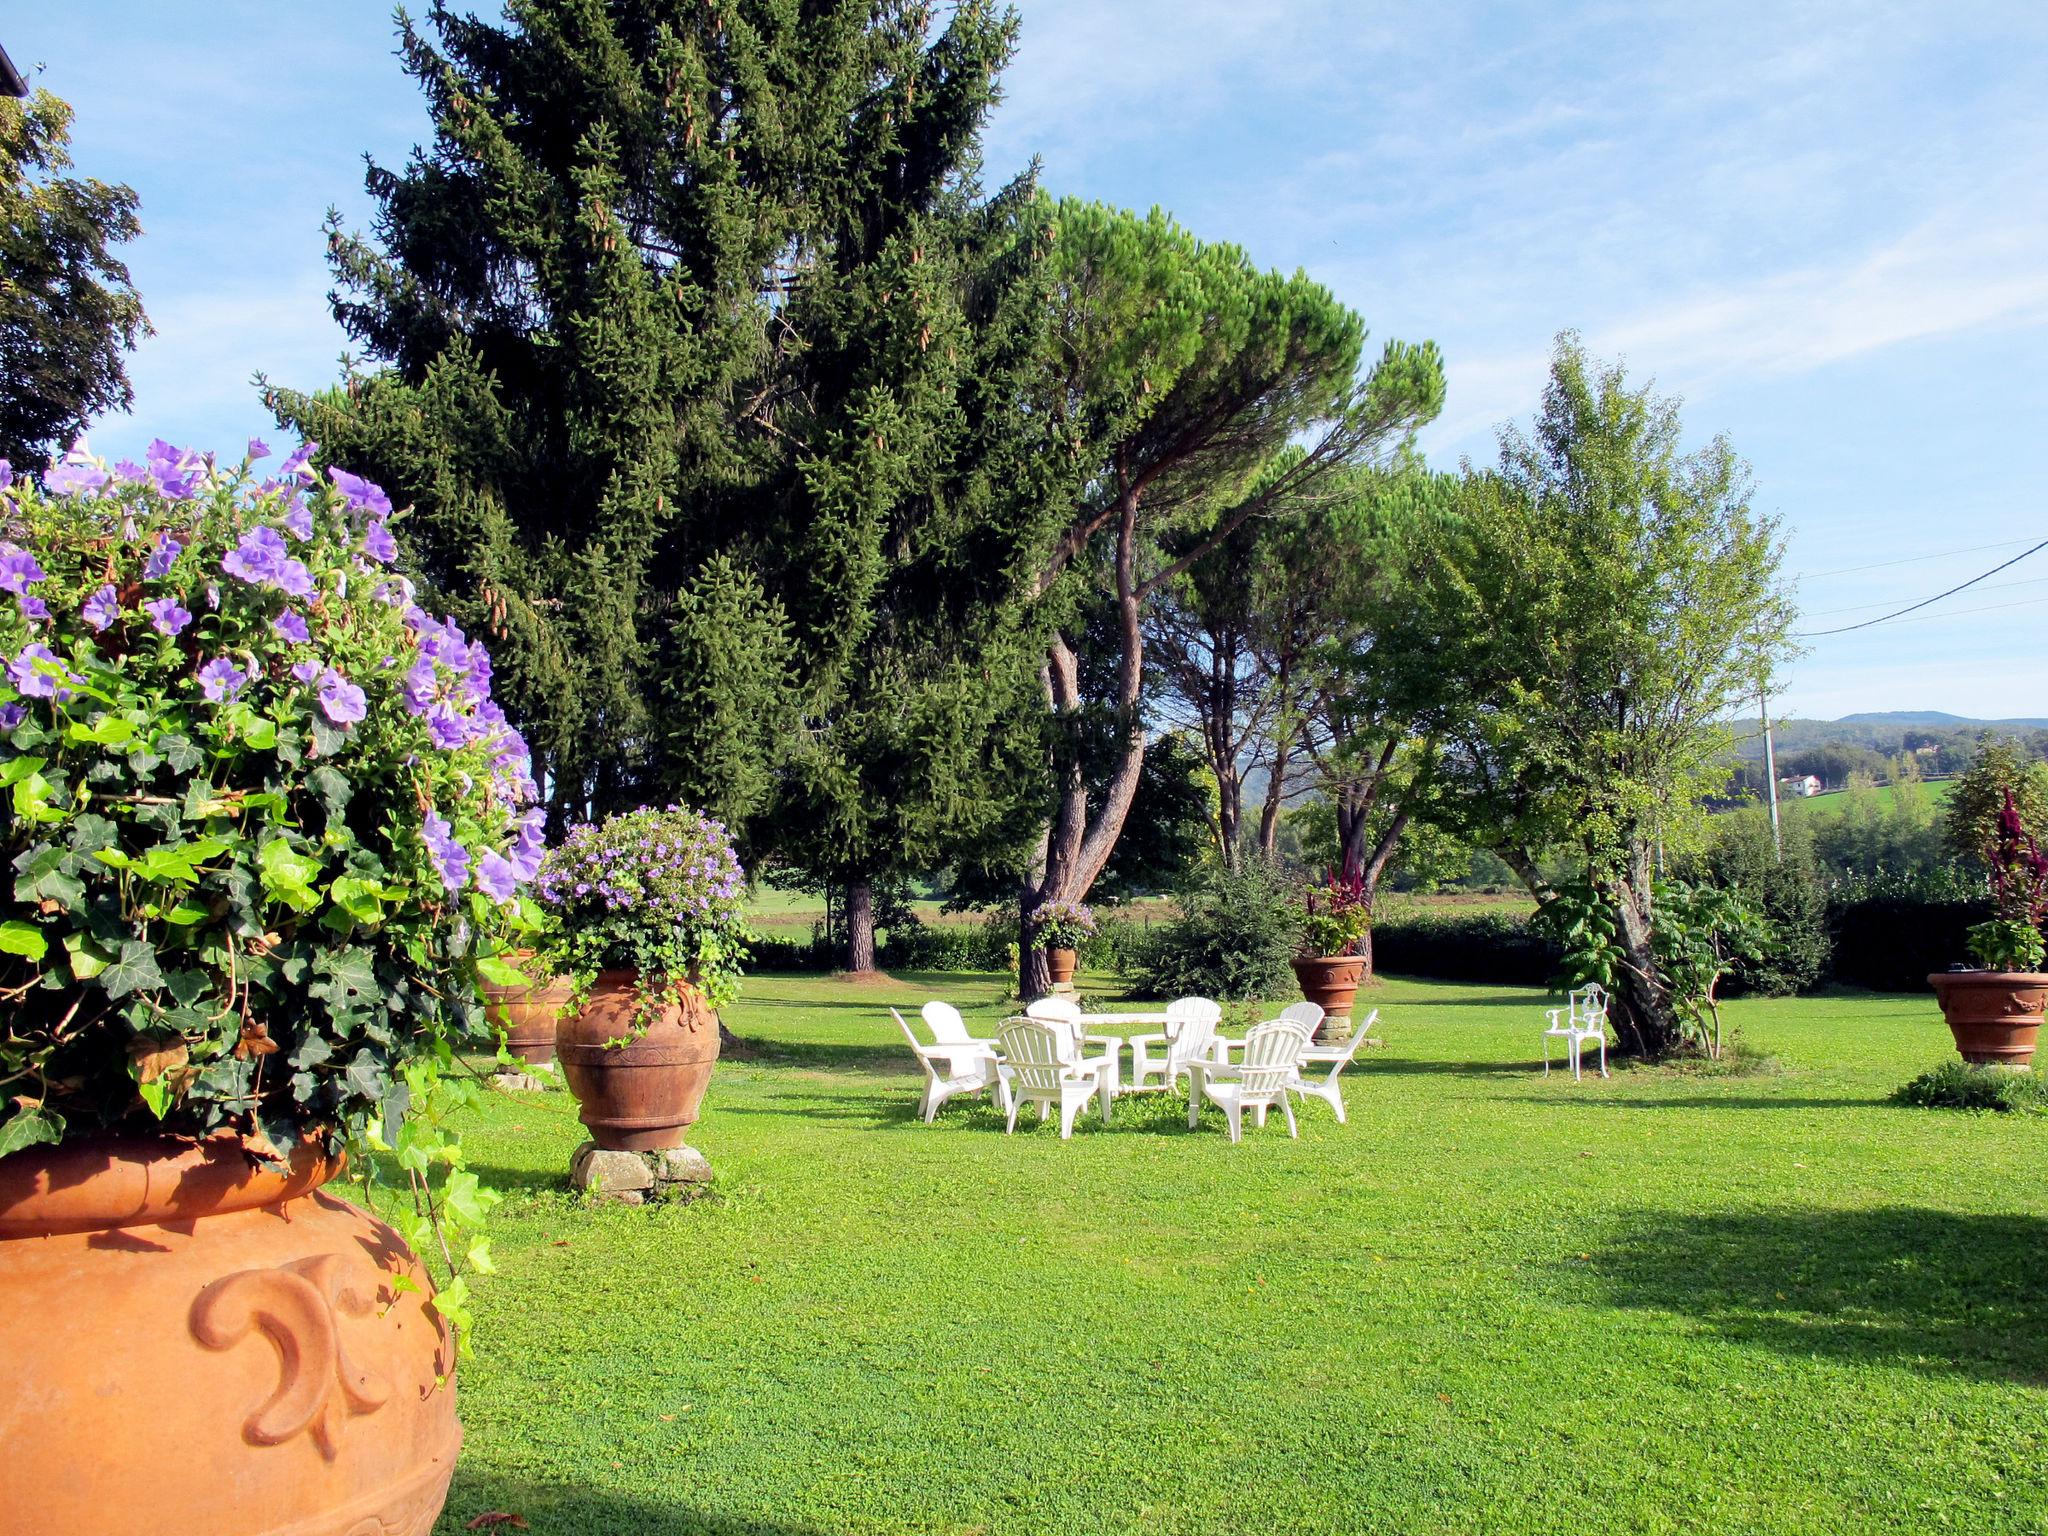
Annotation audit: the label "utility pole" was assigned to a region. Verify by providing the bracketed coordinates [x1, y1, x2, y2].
[1760, 691, 1782, 860]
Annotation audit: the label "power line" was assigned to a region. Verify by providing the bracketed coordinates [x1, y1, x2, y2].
[1795, 537, 2048, 637]
[1803, 572, 2048, 619]
[1794, 536, 2038, 582]
[1836, 592, 2048, 630]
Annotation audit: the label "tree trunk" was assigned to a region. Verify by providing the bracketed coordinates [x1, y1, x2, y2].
[1607, 850, 1678, 1056]
[1017, 882, 1049, 999]
[844, 876, 877, 974]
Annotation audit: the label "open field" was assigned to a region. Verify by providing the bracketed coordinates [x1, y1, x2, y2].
[1768, 779, 1953, 821]
[424, 974, 2048, 1535]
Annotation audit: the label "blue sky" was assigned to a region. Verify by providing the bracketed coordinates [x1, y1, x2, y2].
[8, 2, 2046, 720]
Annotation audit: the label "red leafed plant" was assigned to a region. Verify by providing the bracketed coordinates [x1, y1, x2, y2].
[1297, 859, 1372, 957]
[1966, 789, 2048, 971]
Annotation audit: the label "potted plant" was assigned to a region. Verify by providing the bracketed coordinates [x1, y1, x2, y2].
[1929, 790, 2048, 1067]
[1292, 864, 1373, 1024]
[537, 804, 750, 1150]
[1032, 898, 1096, 985]
[0, 438, 541, 1535]
[482, 938, 570, 1067]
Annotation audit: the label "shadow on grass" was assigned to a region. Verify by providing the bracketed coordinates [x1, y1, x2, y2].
[1501, 1092, 1888, 1111]
[724, 1038, 908, 1075]
[438, 1476, 833, 1535]
[1589, 1206, 2048, 1384]
[1356, 1058, 1536, 1078]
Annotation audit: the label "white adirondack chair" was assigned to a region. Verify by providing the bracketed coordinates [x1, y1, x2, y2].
[1288, 1007, 1378, 1124]
[995, 1017, 1113, 1138]
[1128, 997, 1223, 1092]
[1214, 998, 1325, 1057]
[1187, 1017, 1313, 1142]
[892, 1008, 1004, 1124]
[1542, 984, 1609, 1081]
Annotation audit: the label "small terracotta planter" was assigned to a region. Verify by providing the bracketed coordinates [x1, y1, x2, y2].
[556, 969, 722, 1150]
[1293, 954, 1367, 1020]
[0, 1132, 458, 1535]
[1046, 947, 1079, 985]
[482, 949, 570, 1064]
[1928, 970, 2048, 1067]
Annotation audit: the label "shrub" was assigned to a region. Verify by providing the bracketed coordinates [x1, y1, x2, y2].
[1827, 869, 1990, 992]
[1697, 811, 1830, 995]
[0, 439, 538, 1295]
[1371, 907, 1559, 985]
[1132, 858, 1301, 1001]
[1893, 1060, 2048, 1115]
[535, 803, 751, 1018]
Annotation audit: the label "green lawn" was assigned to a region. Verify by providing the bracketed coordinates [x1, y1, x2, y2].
[429, 973, 2048, 1535]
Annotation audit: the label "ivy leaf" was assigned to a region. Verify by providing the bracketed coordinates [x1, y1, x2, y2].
[476, 954, 528, 988]
[163, 968, 210, 1006]
[64, 933, 112, 979]
[329, 876, 385, 924]
[258, 837, 322, 912]
[0, 920, 47, 961]
[66, 813, 119, 853]
[289, 1032, 334, 1071]
[310, 718, 349, 758]
[309, 765, 352, 818]
[66, 715, 136, 747]
[100, 939, 165, 999]
[343, 1047, 389, 1104]
[156, 734, 202, 774]
[0, 1105, 64, 1160]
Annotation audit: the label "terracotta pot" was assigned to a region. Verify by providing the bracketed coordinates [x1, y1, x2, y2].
[556, 969, 722, 1150]
[1293, 953, 1368, 1021]
[1046, 947, 1079, 985]
[483, 949, 570, 1065]
[1928, 970, 2048, 1067]
[0, 1132, 457, 1535]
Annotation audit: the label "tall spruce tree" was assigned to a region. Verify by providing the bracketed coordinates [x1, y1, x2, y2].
[269, 1, 1038, 848]
[1012, 200, 1444, 995]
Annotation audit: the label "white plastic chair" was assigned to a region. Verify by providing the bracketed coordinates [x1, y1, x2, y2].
[891, 1008, 1005, 1123]
[1186, 1018, 1313, 1142]
[1128, 997, 1223, 1091]
[1289, 1007, 1377, 1124]
[1542, 985, 1609, 1081]
[995, 1017, 1113, 1139]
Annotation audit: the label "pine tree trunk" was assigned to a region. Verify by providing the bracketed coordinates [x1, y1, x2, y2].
[1018, 887, 1050, 1000]
[844, 877, 877, 974]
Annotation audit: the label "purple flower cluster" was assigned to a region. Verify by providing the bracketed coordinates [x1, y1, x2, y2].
[7, 642, 79, 701]
[42, 443, 109, 497]
[535, 805, 746, 939]
[221, 525, 314, 600]
[399, 608, 534, 800]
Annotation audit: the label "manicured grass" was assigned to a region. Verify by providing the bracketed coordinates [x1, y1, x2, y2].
[429, 974, 2048, 1535]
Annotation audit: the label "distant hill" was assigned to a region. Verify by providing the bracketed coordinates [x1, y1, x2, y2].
[1835, 710, 2048, 729]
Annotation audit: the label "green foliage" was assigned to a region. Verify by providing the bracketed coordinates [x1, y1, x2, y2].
[1827, 869, 1991, 993]
[1133, 857, 1300, 1000]
[1945, 739, 2048, 871]
[1964, 917, 2045, 973]
[535, 805, 752, 1020]
[0, 90, 148, 472]
[1893, 1060, 2048, 1115]
[1371, 905, 1559, 985]
[1696, 811, 1831, 995]
[0, 446, 536, 1339]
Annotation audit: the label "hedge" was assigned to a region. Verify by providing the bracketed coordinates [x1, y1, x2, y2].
[1370, 909, 1559, 987]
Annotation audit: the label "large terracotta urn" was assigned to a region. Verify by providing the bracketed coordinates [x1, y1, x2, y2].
[1046, 947, 1078, 985]
[483, 949, 570, 1065]
[0, 1133, 458, 1534]
[1928, 970, 2048, 1067]
[556, 969, 722, 1151]
[1292, 953, 1368, 1022]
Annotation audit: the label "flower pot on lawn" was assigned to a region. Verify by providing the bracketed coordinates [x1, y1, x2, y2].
[1047, 947, 1079, 985]
[1928, 970, 2048, 1067]
[1293, 954, 1367, 1020]
[483, 948, 571, 1065]
[0, 1133, 458, 1535]
[557, 970, 723, 1150]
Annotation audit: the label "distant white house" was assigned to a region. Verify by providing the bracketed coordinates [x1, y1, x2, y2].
[1778, 774, 1823, 798]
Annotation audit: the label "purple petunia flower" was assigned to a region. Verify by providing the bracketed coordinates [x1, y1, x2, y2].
[0, 543, 47, 596]
[144, 440, 205, 501]
[17, 595, 48, 623]
[43, 458, 108, 496]
[247, 437, 271, 461]
[144, 597, 192, 637]
[8, 643, 73, 700]
[281, 494, 313, 543]
[144, 536, 182, 581]
[475, 850, 520, 903]
[280, 440, 318, 482]
[197, 657, 249, 702]
[0, 460, 11, 491]
[82, 586, 121, 632]
[328, 467, 393, 519]
[317, 668, 367, 726]
[424, 703, 471, 751]
[0, 702, 22, 730]
[423, 811, 470, 893]
[291, 660, 320, 684]
[362, 519, 399, 565]
[271, 610, 310, 644]
[221, 525, 315, 600]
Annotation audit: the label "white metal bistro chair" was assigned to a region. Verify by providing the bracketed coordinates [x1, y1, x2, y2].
[891, 1008, 1005, 1123]
[994, 1017, 1113, 1139]
[1186, 1017, 1313, 1143]
[1542, 984, 1609, 1081]
[1288, 1007, 1378, 1124]
[1128, 997, 1224, 1092]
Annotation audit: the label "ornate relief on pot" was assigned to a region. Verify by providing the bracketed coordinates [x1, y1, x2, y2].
[190, 1252, 394, 1460]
